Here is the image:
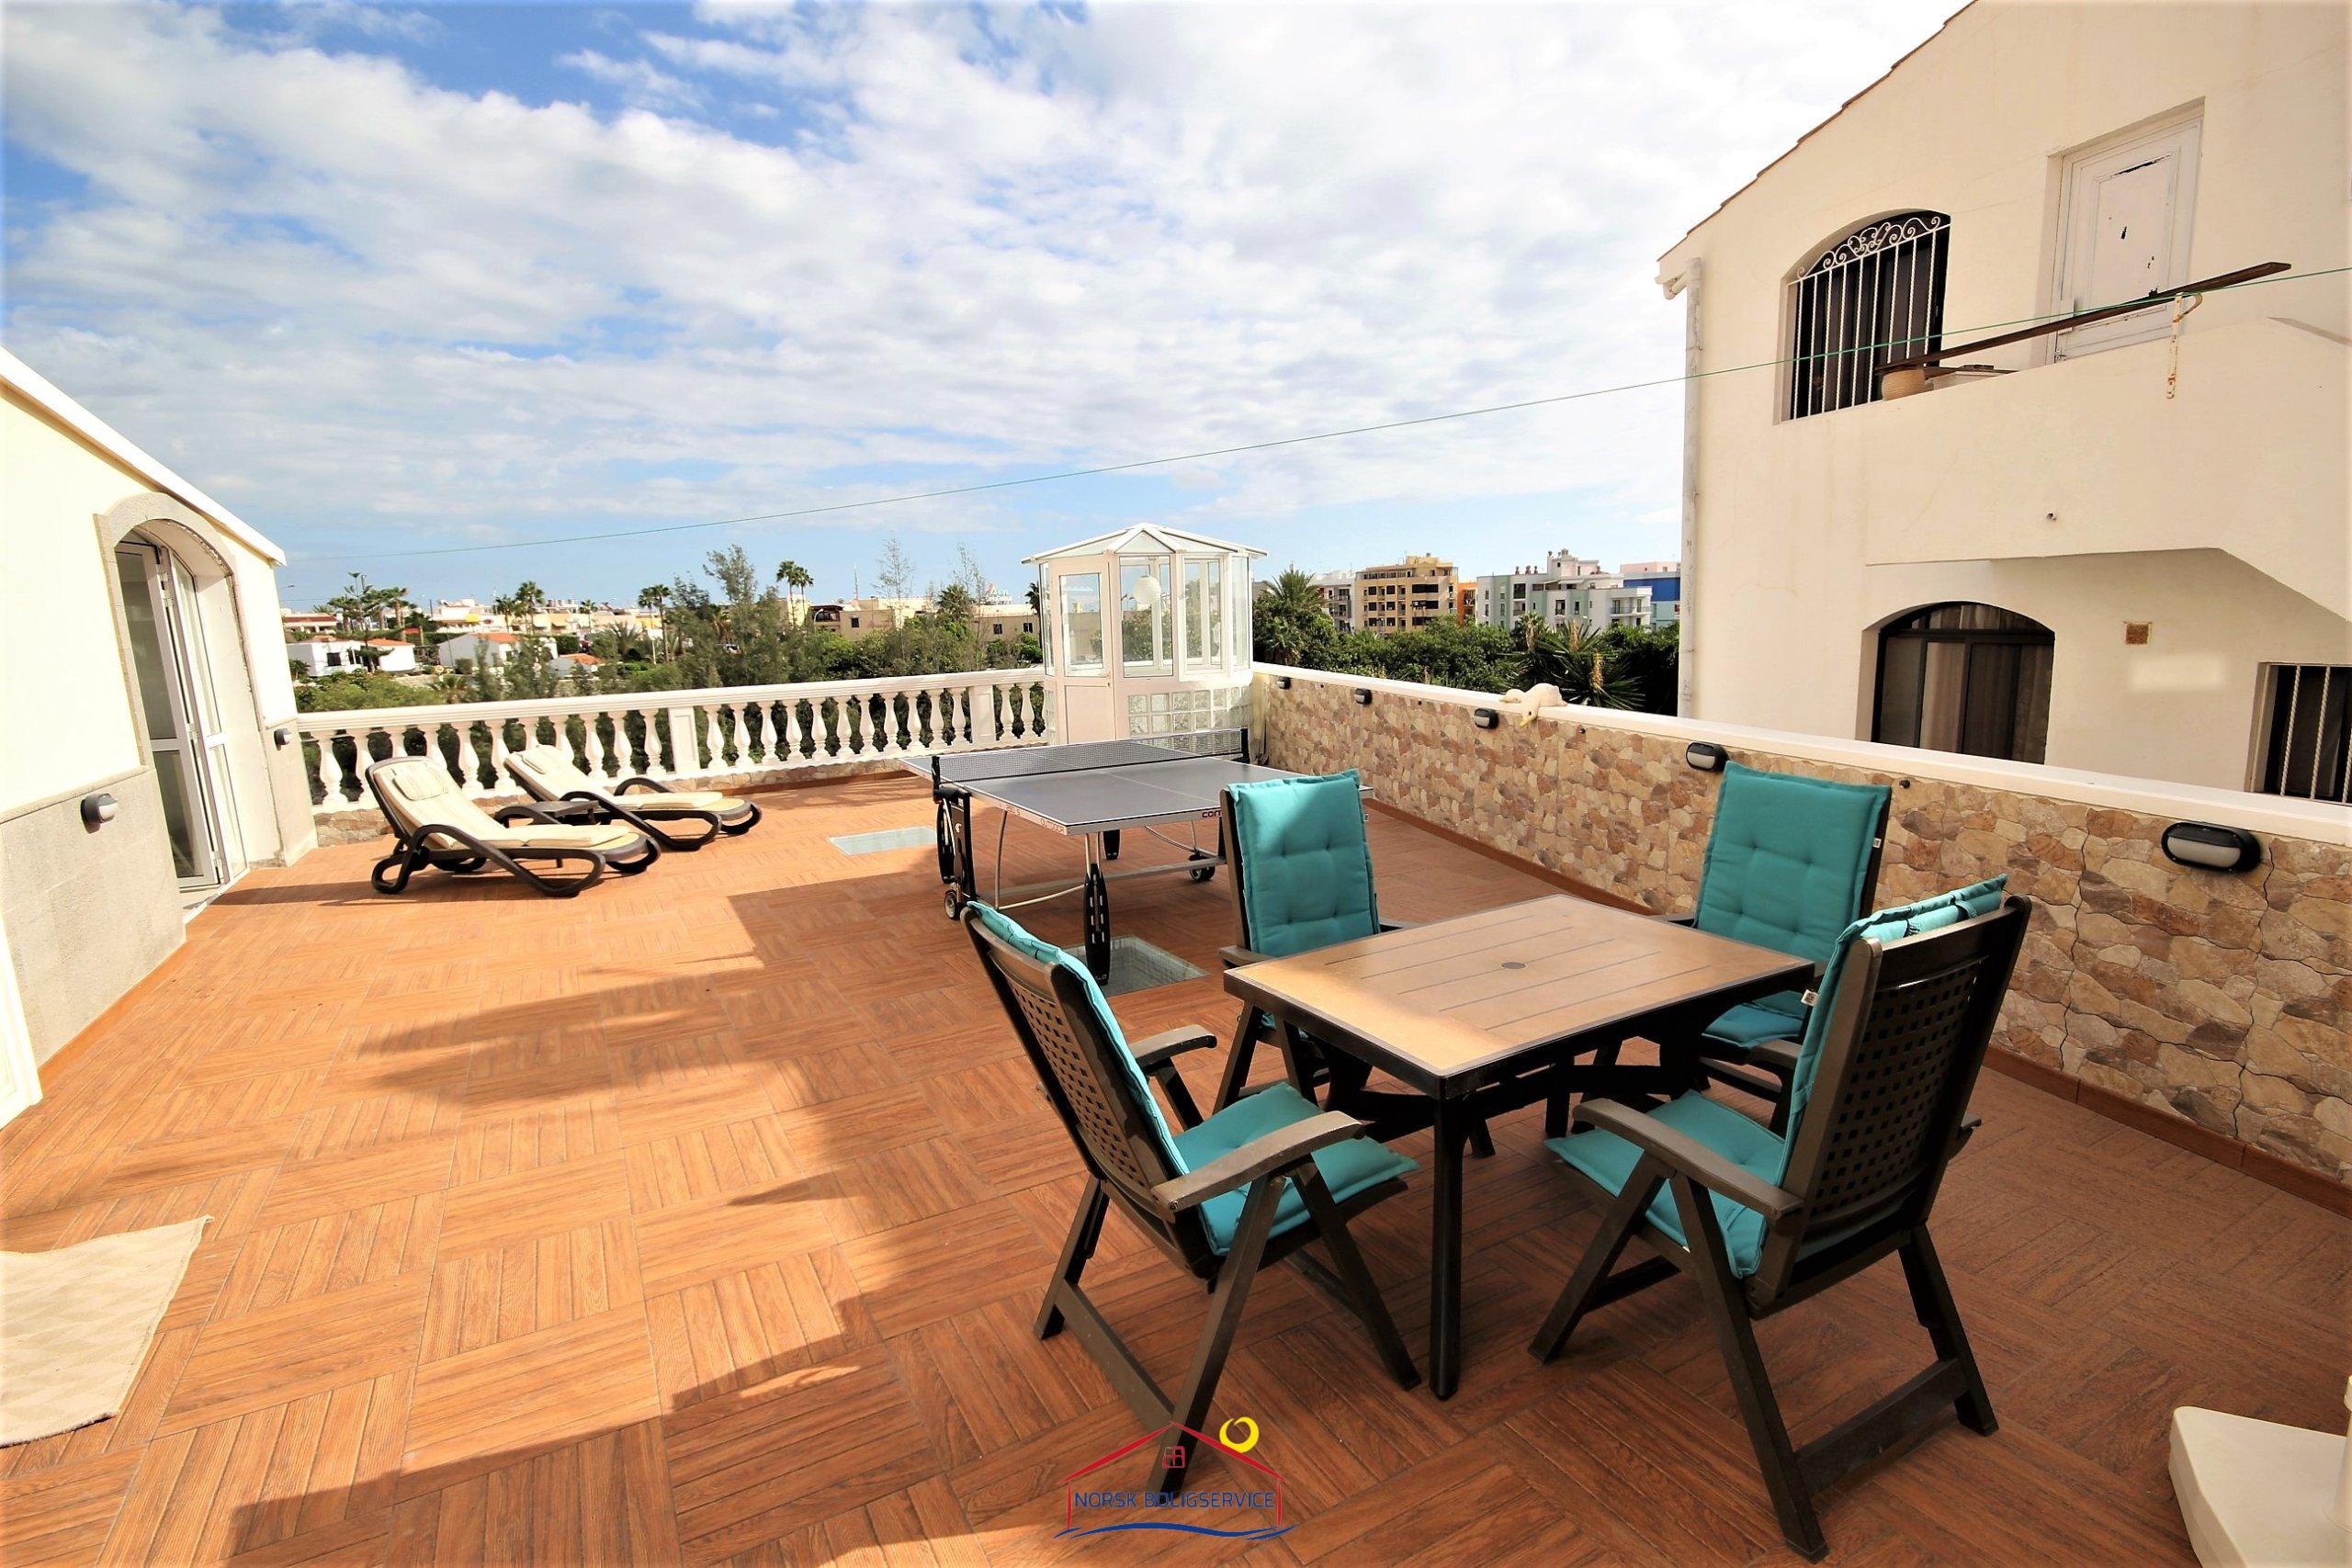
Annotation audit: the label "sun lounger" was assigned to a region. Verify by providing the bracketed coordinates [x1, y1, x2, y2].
[503, 744, 762, 852]
[364, 755, 659, 897]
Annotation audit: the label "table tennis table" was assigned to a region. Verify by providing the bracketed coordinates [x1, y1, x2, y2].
[914, 728, 1293, 977]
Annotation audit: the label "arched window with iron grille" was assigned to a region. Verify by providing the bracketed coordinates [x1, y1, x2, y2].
[1872, 602, 2052, 764]
[1788, 211, 1950, 420]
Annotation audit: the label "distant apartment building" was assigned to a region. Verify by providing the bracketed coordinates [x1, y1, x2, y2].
[281, 610, 337, 637]
[1454, 581, 1476, 624]
[1657, 1, 2346, 795]
[1620, 560, 1681, 626]
[428, 597, 500, 630]
[973, 602, 1039, 646]
[820, 596, 931, 638]
[1472, 549, 1656, 633]
[1307, 570, 1354, 632]
[1352, 555, 1455, 633]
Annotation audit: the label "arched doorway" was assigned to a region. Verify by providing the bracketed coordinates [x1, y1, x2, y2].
[113, 530, 246, 890]
[1871, 603, 2053, 764]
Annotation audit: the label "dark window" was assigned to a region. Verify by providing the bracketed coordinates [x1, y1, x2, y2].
[1872, 603, 2052, 763]
[2256, 664, 2350, 804]
[1789, 211, 1950, 420]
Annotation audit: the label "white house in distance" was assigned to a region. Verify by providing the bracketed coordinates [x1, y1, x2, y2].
[550, 650, 603, 681]
[366, 639, 418, 673]
[288, 637, 365, 676]
[435, 629, 521, 671]
[1658, 1, 2347, 798]
[288, 637, 415, 676]
[1, 348, 315, 1100]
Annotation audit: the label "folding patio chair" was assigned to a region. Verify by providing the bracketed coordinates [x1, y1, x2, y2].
[503, 742, 762, 852]
[1213, 772, 1494, 1156]
[365, 755, 659, 897]
[964, 900, 1419, 1498]
[1548, 761, 1891, 1135]
[1529, 877, 2025, 1560]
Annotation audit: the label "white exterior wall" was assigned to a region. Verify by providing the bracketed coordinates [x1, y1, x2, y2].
[1657, 1, 2349, 791]
[2, 357, 311, 1067]
[2, 391, 147, 813]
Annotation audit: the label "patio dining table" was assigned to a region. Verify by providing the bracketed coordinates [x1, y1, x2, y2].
[1223, 894, 1812, 1399]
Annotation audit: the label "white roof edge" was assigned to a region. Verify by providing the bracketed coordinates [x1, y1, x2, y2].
[0, 345, 286, 566]
[1024, 524, 1268, 564]
[1655, 0, 1976, 265]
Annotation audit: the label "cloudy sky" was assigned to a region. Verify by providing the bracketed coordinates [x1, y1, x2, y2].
[4, 0, 1955, 608]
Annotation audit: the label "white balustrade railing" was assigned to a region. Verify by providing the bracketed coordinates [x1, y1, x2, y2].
[294, 670, 1051, 815]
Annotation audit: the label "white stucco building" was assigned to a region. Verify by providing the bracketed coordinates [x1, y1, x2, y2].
[1658, 1, 2347, 798]
[435, 629, 522, 671]
[1472, 550, 1657, 633]
[2, 350, 316, 1099]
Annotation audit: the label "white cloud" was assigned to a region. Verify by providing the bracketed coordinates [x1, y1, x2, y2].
[559, 48, 705, 114]
[2, 1, 1957, 583]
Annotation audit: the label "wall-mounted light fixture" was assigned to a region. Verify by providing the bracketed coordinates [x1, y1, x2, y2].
[1272, 675, 1292, 690]
[1685, 741, 1728, 773]
[1472, 708, 1499, 729]
[1352, 688, 1373, 705]
[273, 727, 293, 748]
[81, 792, 119, 829]
[2160, 821, 2261, 874]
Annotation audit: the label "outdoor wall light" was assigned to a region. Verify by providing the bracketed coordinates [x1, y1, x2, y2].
[2160, 821, 2261, 874]
[1352, 688, 1374, 705]
[81, 792, 119, 829]
[1472, 708, 1500, 729]
[1273, 675, 1291, 689]
[1685, 742, 1728, 773]
[273, 727, 293, 748]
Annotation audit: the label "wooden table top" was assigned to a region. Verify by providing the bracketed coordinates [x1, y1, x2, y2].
[1224, 896, 1813, 1089]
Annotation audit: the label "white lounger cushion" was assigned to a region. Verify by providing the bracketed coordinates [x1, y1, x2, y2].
[372, 758, 643, 852]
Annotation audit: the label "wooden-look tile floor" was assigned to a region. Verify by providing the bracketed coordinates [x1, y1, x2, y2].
[3, 773, 2344, 1565]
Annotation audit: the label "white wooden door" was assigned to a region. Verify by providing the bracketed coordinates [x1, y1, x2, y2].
[2054, 118, 2200, 359]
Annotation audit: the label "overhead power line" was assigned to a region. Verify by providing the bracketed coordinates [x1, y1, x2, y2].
[303, 263, 2348, 564]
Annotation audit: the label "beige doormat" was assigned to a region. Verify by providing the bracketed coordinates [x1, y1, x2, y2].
[0, 1216, 208, 1447]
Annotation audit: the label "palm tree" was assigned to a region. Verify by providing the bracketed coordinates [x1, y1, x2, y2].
[774, 559, 814, 594]
[627, 584, 666, 653]
[1251, 567, 1339, 667]
[493, 581, 548, 621]
[1520, 617, 1637, 708]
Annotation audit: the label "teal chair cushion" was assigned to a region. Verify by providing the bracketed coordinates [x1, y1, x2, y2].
[1691, 764, 1890, 969]
[1702, 989, 1811, 1050]
[967, 902, 1185, 1169]
[1172, 1084, 1418, 1252]
[1547, 1094, 1786, 1275]
[1548, 874, 2008, 1276]
[1781, 875, 2008, 1131]
[1227, 773, 1379, 959]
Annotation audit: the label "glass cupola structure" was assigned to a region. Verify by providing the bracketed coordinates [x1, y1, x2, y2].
[1026, 525, 1262, 743]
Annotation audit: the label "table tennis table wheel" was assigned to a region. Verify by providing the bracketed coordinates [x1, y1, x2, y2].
[1188, 865, 1216, 883]
[943, 887, 966, 919]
